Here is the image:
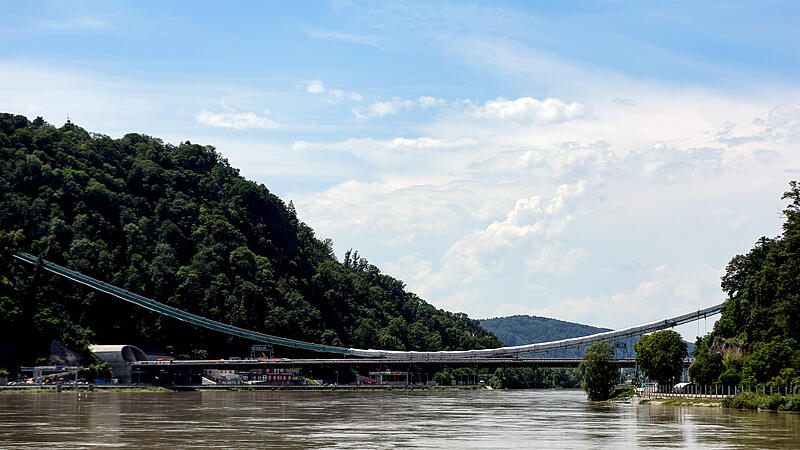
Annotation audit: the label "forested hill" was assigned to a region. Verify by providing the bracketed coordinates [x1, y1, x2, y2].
[479, 315, 647, 358]
[690, 182, 800, 387]
[479, 315, 610, 347]
[0, 113, 501, 367]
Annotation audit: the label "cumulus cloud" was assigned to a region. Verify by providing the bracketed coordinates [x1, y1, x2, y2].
[306, 80, 325, 94]
[499, 140, 725, 183]
[195, 110, 280, 130]
[716, 103, 800, 146]
[417, 96, 447, 108]
[352, 96, 447, 119]
[767, 103, 800, 142]
[289, 96, 795, 331]
[408, 181, 589, 294]
[470, 96, 590, 123]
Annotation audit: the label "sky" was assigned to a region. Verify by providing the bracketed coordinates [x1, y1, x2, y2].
[2, 1, 799, 341]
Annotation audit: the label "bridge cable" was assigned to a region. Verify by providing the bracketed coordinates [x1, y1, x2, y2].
[13, 252, 725, 359]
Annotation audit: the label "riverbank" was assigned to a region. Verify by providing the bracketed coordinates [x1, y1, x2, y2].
[0, 386, 171, 394]
[639, 397, 723, 407]
[638, 391, 800, 411]
[0, 384, 489, 393]
[722, 391, 800, 412]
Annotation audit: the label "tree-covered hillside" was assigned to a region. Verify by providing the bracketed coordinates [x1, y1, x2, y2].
[0, 113, 501, 369]
[479, 315, 611, 347]
[479, 315, 639, 358]
[690, 182, 800, 386]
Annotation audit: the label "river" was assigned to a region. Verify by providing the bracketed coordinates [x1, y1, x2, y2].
[1, 389, 798, 448]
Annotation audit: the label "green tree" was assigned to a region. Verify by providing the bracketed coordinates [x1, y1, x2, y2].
[578, 341, 620, 400]
[432, 368, 452, 385]
[688, 336, 724, 385]
[634, 330, 687, 385]
[689, 352, 723, 386]
[741, 338, 792, 384]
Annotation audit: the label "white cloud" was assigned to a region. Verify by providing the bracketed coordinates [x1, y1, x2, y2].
[384, 253, 433, 284]
[527, 264, 724, 331]
[353, 99, 411, 119]
[302, 79, 362, 103]
[767, 103, 800, 142]
[470, 96, 590, 123]
[417, 96, 447, 108]
[292, 136, 480, 172]
[305, 80, 325, 94]
[437, 181, 587, 280]
[195, 109, 279, 130]
[352, 96, 447, 119]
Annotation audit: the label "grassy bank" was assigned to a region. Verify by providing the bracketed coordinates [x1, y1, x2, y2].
[607, 387, 636, 401]
[722, 391, 800, 411]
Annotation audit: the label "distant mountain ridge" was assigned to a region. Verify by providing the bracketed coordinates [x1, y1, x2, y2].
[478, 315, 637, 358]
[479, 314, 696, 358]
[479, 315, 611, 346]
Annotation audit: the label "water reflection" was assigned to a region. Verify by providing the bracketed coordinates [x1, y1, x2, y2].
[0, 390, 797, 448]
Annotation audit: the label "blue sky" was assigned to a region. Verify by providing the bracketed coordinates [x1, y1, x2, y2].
[2, 1, 799, 339]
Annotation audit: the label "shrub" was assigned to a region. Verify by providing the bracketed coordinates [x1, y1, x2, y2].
[723, 391, 786, 410]
[779, 395, 800, 412]
[608, 386, 635, 400]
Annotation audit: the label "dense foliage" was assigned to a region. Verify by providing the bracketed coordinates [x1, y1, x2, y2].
[722, 391, 800, 411]
[634, 330, 687, 385]
[479, 315, 638, 358]
[0, 114, 501, 370]
[690, 182, 800, 387]
[578, 341, 620, 400]
[479, 315, 611, 347]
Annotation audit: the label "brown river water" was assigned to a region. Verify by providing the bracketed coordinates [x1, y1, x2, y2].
[1, 389, 798, 448]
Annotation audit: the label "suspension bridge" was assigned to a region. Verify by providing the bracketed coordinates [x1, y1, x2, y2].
[13, 251, 723, 360]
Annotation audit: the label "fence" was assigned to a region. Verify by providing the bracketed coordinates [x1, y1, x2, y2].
[636, 384, 800, 398]
[640, 384, 800, 398]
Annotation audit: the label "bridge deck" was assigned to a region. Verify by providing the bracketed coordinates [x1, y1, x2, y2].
[133, 357, 642, 369]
